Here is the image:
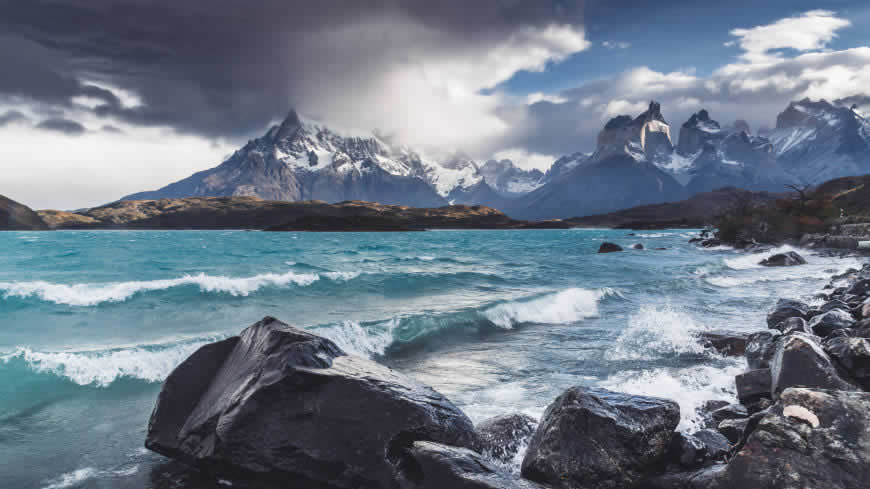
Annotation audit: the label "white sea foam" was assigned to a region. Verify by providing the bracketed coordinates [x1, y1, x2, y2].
[482, 288, 620, 329]
[313, 319, 396, 358]
[599, 361, 743, 432]
[706, 246, 863, 289]
[0, 269, 360, 306]
[605, 303, 709, 361]
[2, 338, 219, 387]
[722, 244, 799, 270]
[42, 465, 138, 489]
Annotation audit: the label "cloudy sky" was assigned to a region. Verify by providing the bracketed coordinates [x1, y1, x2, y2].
[2, 0, 870, 209]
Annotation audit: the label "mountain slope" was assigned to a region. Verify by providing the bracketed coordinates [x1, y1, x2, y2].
[0, 195, 48, 230]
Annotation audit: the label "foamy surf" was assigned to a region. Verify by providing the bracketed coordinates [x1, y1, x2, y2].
[42, 465, 139, 489]
[0, 269, 361, 306]
[605, 303, 710, 361]
[482, 288, 621, 329]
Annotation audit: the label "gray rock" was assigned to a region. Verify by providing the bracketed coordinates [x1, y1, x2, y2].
[396, 441, 546, 489]
[641, 464, 725, 489]
[824, 336, 870, 389]
[745, 331, 780, 369]
[709, 404, 748, 426]
[759, 251, 806, 267]
[808, 309, 855, 337]
[145, 317, 478, 489]
[770, 333, 859, 396]
[697, 400, 730, 429]
[521, 386, 680, 489]
[692, 430, 730, 461]
[766, 299, 809, 328]
[735, 369, 771, 404]
[818, 299, 850, 313]
[669, 432, 707, 468]
[598, 242, 623, 253]
[697, 331, 748, 356]
[632, 243, 644, 250]
[719, 388, 870, 489]
[774, 317, 810, 335]
[475, 413, 537, 465]
[846, 278, 870, 297]
[716, 418, 748, 444]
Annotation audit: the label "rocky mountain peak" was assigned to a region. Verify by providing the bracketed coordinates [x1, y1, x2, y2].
[635, 100, 666, 125]
[274, 109, 303, 140]
[597, 101, 672, 161]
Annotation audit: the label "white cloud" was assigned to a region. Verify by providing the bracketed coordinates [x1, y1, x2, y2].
[728, 10, 851, 63]
[602, 41, 631, 50]
[492, 148, 557, 171]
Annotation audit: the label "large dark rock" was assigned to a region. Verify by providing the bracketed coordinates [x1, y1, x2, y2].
[770, 333, 859, 396]
[641, 464, 725, 489]
[808, 309, 855, 337]
[846, 278, 870, 297]
[735, 369, 771, 404]
[745, 331, 780, 369]
[774, 316, 810, 335]
[668, 432, 707, 468]
[697, 331, 748, 356]
[716, 418, 748, 444]
[824, 336, 870, 389]
[145, 317, 478, 489]
[766, 299, 809, 329]
[709, 403, 748, 426]
[818, 299, 850, 314]
[692, 430, 730, 461]
[598, 242, 623, 253]
[759, 251, 806, 267]
[719, 388, 870, 489]
[521, 387, 680, 489]
[697, 400, 729, 429]
[475, 413, 537, 465]
[396, 441, 546, 489]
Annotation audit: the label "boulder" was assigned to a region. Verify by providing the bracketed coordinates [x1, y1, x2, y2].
[846, 278, 870, 297]
[743, 397, 773, 415]
[145, 317, 478, 489]
[475, 413, 537, 465]
[700, 239, 723, 248]
[697, 331, 747, 356]
[709, 403, 748, 426]
[735, 369, 771, 404]
[766, 299, 809, 328]
[808, 308, 854, 337]
[632, 243, 644, 250]
[641, 464, 725, 489]
[770, 333, 859, 396]
[774, 317, 810, 335]
[692, 430, 729, 461]
[745, 331, 780, 369]
[759, 251, 806, 267]
[716, 418, 748, 444]
[824, 336, 870, 389]
[818, 299, 850, 313]
[521, 387, 680, 489]
[396, 441, 546, 489]
[719, 388, 870, 489]
[697, 400, 730, 429]
[668, 432, 707, 468]
[598, 242, 623, 253]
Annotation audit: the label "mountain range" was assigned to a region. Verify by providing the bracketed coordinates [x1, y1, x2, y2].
[123, 97, 870, 219]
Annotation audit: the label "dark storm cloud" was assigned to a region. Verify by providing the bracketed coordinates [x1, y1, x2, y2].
[0, 0, 584, 139]
[0, 109, 29, 126]
[36, 117, 87, 135]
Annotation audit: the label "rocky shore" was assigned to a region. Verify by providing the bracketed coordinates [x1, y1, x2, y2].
[143, 246, 870, 489]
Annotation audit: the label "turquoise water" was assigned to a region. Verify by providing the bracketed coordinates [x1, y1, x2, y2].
[0, 229, 861, 488]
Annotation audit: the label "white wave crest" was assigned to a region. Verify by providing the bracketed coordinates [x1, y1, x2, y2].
[313, 319, 396, 358]
[2, 338, 219, 387]
[707, 246, 863, 289]
[599, 361, 743, 432]
[482, 288, 619, 329]
[42, 465, 138, 489]
[722, 244, 799, 270]
[606, 303, 709, 361]
[0, 269, 360, 306]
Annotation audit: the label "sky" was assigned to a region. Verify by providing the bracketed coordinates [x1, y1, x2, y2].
[2, 1, 870, 209]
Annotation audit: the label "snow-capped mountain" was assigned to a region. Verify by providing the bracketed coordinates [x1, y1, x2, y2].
[123, 111, 514, 208]
[763, 98, 870, 183]
[478, 159, 545, 196]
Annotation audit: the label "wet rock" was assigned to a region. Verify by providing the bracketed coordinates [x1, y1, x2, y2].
[808, 308, 854, 337]
[668, 432, 707, 468]
[598, 242, 623, 253]
[735, 368, 771, 404]
[145, 317, 478, 489]
[697, 400, 730, 429]
[766, 299, 809, 328]
[700, 239, 723, 248]
[745, 331, 780, 369]
[818, 299, 850, 313]
[521, 387, 680, 489]
[475, 413, 536, 465]
[759, 251, 806, 267]
[632, 243, 644, 250]
[709, 403, 748, 426]
[641, 464, 725, 489]
[770, 332, 859, 396]
[774, 317, 810, 335]
[716, 418, 748, 444]
[697, 331, 747, 356]
[849, 319, 870, 338]
[824, 336, 870, 389]
[692, 429, 730, 461]
[743, 397, 773, 415]
[719, 388, 870, 489]
[396, 441, 546, 489]
[846, 278, 870, 297]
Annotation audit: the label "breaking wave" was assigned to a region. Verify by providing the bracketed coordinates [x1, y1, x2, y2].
[605, 303, 710, 361]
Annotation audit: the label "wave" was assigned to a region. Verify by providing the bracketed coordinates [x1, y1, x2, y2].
[1, 337, 222, 387]
[0, 270, 359, 307]
[482, 288, 621, 329]
[722, 244, 799, 270]
[599, 361, 743, 432]
[605, 303, 711, 361]
[42, 465, 139, 489]
[705, 246, 863, 289]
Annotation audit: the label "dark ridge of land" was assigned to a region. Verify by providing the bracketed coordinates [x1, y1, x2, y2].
[33, 197, 574, 231]
[0, 194, 48, 230]
[565, 187, 781, 229]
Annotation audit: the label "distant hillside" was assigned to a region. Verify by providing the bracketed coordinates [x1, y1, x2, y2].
[0, 195, 48, 230]
[567, 187, 781, 229]
[37, 197, 571, 231]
